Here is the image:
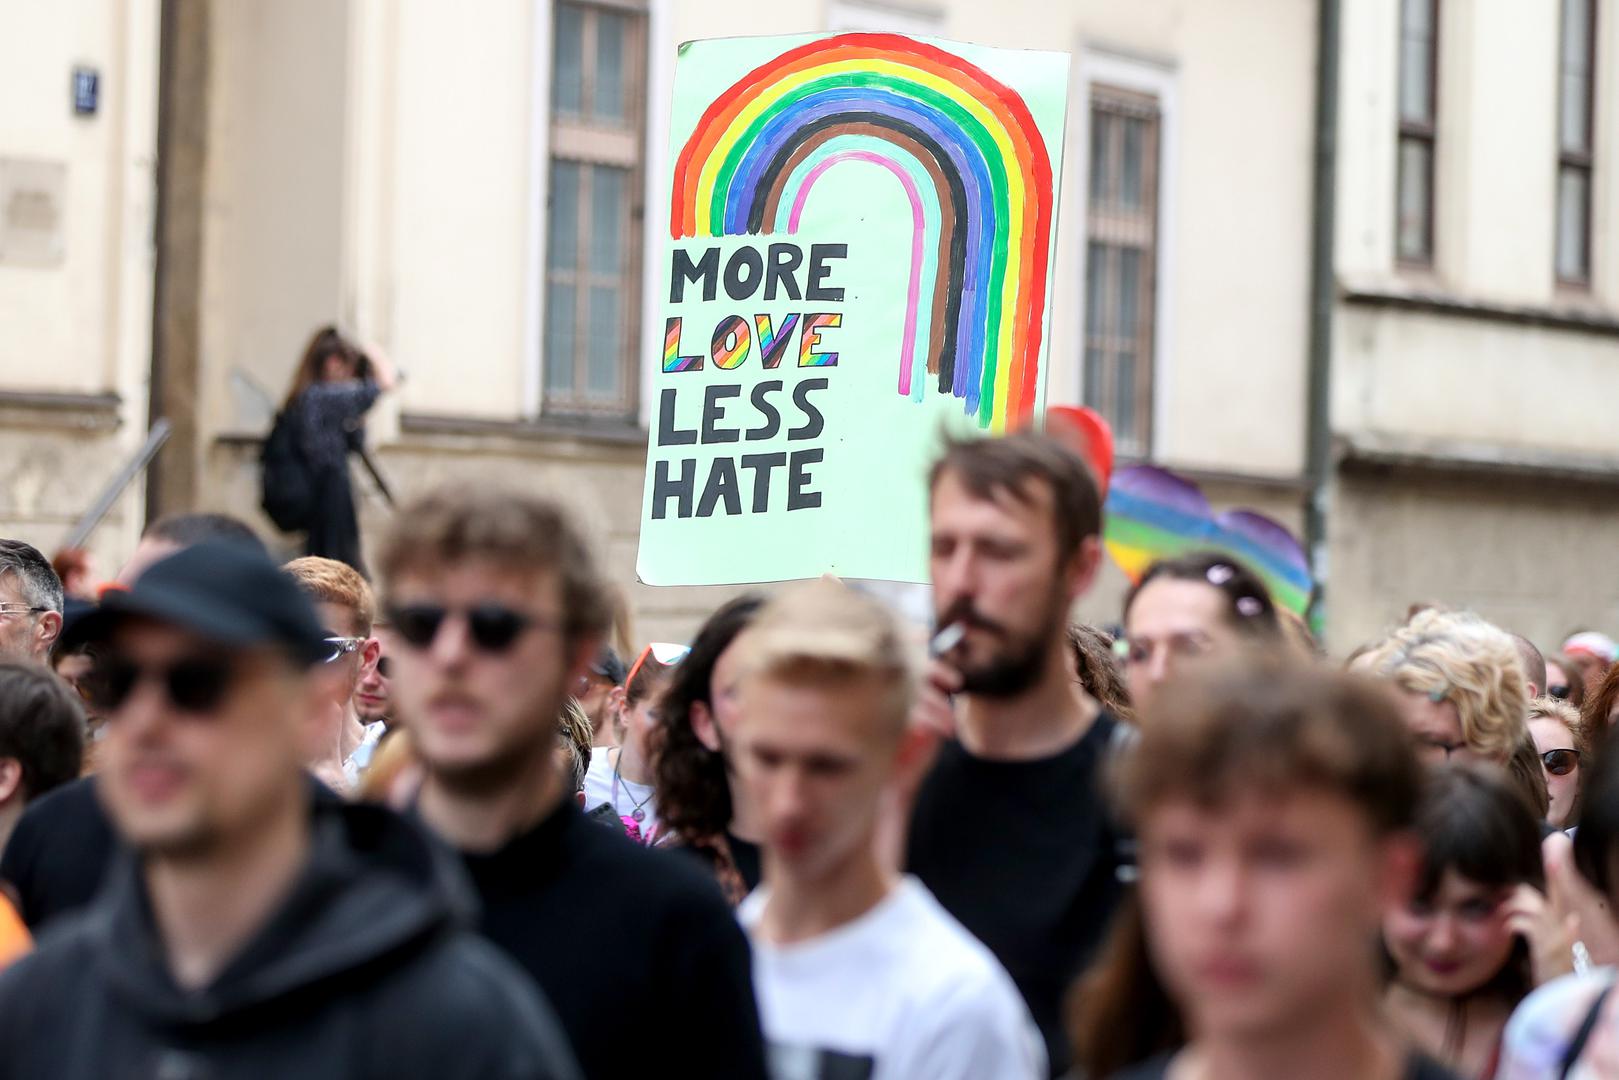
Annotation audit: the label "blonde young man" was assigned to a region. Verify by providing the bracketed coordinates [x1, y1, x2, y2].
[733, 580, 1045, 1080]
[282, 557, 386, 790]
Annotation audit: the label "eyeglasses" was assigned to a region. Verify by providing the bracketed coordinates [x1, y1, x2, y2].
[386, 602, 556, 655]
[89, 654, 236, 714]
[1541, 748, 1582, 776]
[625, 642, 691, 688]
[322, 636, 366, 664]
[0, 604, 46, 618]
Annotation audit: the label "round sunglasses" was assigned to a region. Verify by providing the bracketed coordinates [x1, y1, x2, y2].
[385, 602, 558, 654]
[89, 654, 236, 714]
[1541, 748, 1582, 777]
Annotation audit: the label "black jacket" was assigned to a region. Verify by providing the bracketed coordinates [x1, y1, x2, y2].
[0, 799, 581, 1080]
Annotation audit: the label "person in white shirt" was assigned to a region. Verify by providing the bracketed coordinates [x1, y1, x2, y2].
[730, 580, 1044, 1080]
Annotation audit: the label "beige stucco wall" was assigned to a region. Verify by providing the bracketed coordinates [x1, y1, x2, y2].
[0, 0, 159, 571]
[1326, 469, 1619, 657]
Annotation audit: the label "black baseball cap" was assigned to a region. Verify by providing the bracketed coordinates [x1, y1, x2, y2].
[61, 542, 329, 667]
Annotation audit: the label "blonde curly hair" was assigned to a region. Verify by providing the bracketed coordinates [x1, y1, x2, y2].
[1354, 609, 1527, 762]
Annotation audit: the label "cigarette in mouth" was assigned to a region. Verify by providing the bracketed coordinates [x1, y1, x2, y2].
[930, 621, 967, 657]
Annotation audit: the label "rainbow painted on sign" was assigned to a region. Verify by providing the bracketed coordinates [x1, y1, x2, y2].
[670, 33, 1054, 432]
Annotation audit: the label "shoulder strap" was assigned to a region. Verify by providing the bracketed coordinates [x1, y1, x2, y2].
[1560, 983, 1613, 1078]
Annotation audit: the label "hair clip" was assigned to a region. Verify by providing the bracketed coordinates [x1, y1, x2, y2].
[1235, 596, 1263, 617]
[1206, 564, 1236, 586]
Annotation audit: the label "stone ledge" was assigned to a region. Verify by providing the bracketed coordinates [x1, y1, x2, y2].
[398, 411, 648, 448]
[0, 390, 123, 433]
[1339, 282, 1619, 337]
[1336, 432, 1619, 487]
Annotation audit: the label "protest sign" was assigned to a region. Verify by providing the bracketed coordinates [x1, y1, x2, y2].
[638, 32, 1071, 586]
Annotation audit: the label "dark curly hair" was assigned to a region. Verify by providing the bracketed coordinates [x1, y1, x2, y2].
[650, 595, 764, 843]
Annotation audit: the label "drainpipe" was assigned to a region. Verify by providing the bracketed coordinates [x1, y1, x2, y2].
[1304, 0, 1341, 633]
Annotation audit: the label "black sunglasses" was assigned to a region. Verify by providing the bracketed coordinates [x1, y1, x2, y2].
[1542, 748, 1582, 777]
[90, 655, 236, 714]
[386, 602, 555, 655]
[376, 655, 392, 678]
[1548, 684, 1572, 700]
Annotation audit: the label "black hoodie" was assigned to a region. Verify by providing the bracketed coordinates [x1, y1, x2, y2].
[0, 799, 581, 1080]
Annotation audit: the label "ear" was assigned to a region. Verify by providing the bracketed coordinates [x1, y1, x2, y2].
[565, 634, 603, 692]
[1374, 831, 1421, 919]
[0, 758, 21, 807]
[35, 610, 62, 655]
[892, 722, 941, 791]
[1064, 535, 1104, 606]
[359, 637, 382, 680]
[691, 699, 723, 753]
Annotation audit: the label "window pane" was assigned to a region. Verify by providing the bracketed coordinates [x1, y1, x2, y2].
[1085, 241, 1109, 336]
[545, 282, 577, 394]
[595, 10, 628, 123]
[1114, 349, 1137, 446]
[552, 3, 584, 118]
[1561, 72, 1591, 153]
[548, 161, 580, 271]
[587, 286, 623, 396]
[1556, 166, 1590, 281]
[589, 166, 625, 274]
[1117, 248, 1141, 340]
[1089, 112, 1113, 207]
[1083, 346, 1104, 410]
[1396, 138, 1432, 262]
[1121, 118, 1144, 208]
[1399, 36, 1432, 124]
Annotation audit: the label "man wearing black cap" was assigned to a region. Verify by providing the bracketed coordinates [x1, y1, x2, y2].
[0, 543, 580, 1079]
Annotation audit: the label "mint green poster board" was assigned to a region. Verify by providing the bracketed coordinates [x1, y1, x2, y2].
[637, 32, 1071, 586]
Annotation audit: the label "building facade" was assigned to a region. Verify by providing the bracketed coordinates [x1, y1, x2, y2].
[1, 0, 1612, 651]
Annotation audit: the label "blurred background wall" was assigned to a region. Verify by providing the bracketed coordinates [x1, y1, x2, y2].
[0, 0, 1614, 651]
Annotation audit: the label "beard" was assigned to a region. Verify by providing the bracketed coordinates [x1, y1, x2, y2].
[414, 686, 566, 796]
[940, 593, 1068, 698]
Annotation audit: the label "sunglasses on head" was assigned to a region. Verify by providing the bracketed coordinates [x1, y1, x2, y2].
[1542, 748, 1581, 776]
[386, 602, 555, 655]
[625, 642, 691, 689]
[322, 636, 365, 665]
[89, 654, 236, 714]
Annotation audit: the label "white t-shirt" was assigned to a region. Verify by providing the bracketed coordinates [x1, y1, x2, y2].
[738, 876, 1046, 1080]
[582, 748, 661, 840]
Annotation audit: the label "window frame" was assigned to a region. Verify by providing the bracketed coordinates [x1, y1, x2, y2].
[1081, 83, 1161, 457]
[1556, 0, 1598, 289]
[1395, 0, 1440, 269]
[537, 0, 649, 421]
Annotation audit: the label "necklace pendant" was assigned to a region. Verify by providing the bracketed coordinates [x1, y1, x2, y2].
[631, 807, 646, 823]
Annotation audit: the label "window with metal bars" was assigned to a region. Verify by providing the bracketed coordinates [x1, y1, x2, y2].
[1396, 0, 1438, 267]
[1083, 86, 1159, 456]
[1556, 0, 1596, 287]
[544, 0, 647, 419]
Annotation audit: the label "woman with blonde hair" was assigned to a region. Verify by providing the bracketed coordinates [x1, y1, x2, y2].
[1528, 696, 1590, 829]
[1354, 608, 1528, 768]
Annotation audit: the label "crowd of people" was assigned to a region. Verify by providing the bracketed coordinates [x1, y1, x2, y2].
[0, 430, 1615, 1078]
